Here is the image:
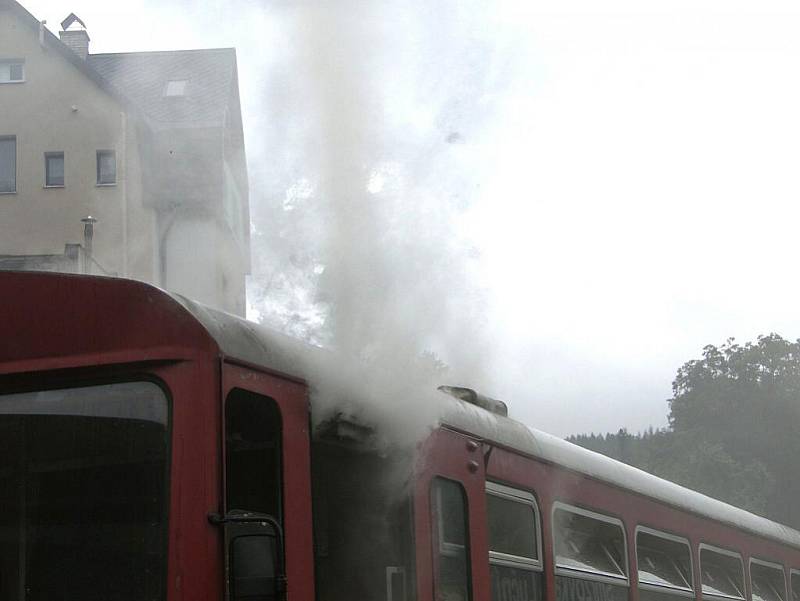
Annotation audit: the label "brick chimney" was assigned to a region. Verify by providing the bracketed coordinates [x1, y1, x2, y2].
[59, 13, 90, 60]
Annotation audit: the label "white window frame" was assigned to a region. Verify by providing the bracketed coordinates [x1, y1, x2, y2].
[163, 79, 188, 97]
[486, 481, 543, 572]
[750, 558, 787, 601]
[698, 543, 746, 601]
[789, 568, 800, 601]
[0, 59, 25, 84]
[635, 525, 694, 597]
[552, 501, 630, 587]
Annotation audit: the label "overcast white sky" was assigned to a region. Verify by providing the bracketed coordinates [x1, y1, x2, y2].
[20, 0, 800, 436]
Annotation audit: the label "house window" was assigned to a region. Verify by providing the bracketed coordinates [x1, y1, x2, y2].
[0, 136, 16, 193]
[0, 60, 24, 83]
[164, 79, 188, 97]
[45, 152, 65, 187]
[97, 150, 116, 185]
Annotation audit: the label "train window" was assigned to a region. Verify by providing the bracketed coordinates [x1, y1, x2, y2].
[636, 527, 693, 600]
[0, 381, 169, 601]
[790, 570, 800, 601]
[553, 503, 628, 601]
[432, 477, 472, 601]
[750, 559, 786, 601]
[486, 482, 543, 601]
[225, 389, 282, 520]
[699, 545, 745, 600]
[487, 482, 540, 563]
[553, 503, 628, 581]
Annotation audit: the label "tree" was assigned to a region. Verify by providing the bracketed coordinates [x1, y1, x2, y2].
[570, 334, 800, 527]
[667, 334, 800, 526]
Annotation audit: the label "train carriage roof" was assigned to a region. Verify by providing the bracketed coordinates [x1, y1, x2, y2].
[172, 278, 800, 552]
[3, 272, 800, 551]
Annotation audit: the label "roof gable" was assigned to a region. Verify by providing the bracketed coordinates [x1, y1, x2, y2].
[88, 48, 237, 126]
[0, 0, 123, 102]
[2, 1, 238, 128]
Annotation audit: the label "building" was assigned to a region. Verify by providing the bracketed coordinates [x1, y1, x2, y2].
[0, 1, 250, 315]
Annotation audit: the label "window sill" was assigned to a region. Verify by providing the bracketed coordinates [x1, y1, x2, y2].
[43, 185, 65, 189]
[96, 182, 117, 187]
[0, 190, 17, 195]
[0, 80, 25, 85]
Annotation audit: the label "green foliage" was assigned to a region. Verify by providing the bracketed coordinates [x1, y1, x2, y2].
[570, 334, 800, 527]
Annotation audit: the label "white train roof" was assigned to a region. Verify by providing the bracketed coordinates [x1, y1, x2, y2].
[172, 291, 800, 552]
[441, 399, 800, 550]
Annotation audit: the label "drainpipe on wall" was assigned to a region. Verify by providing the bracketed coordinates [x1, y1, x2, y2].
[120, 111, 128, 277]
[81, 216, 97, 274]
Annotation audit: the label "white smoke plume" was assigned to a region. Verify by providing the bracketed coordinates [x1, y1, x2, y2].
[248, 0, 520, 446]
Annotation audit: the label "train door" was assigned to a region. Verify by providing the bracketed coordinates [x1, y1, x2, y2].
[414, 427, 491, 601]
[221, 362, 315, 601]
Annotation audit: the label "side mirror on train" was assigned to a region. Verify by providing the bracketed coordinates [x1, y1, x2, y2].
[209, 510, 287, 601]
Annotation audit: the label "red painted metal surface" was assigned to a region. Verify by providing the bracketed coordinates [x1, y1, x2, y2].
[414, 424, 800, 601]
[0, 272, 218, 373]
[0, 272, 315, 601]
[414, 427, 492, 601]
[5, 272, 800, 601]
[486, 443, 800, 601]
[160, 358, 223, 601]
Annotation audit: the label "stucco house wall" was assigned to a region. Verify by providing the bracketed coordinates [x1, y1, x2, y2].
[0, 7, 158, 281]
[0, 1, 250, 316]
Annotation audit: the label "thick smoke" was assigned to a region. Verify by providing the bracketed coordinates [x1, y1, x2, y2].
[249, 0, 516, 447]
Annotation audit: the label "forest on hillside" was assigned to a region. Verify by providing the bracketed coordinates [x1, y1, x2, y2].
[569, 334, 800, 529]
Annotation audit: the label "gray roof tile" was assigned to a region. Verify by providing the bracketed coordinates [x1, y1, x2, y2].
[88, 48, 236, 126]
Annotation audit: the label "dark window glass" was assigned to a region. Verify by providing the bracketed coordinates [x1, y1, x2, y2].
[487, 491, 538, 560]
[791, 572, 799, 601]
[97, 150, 116, 185]
[225, 389, 282, 519]
[636, 531, 692, 592]
[554, 506, 627, 579]
[0, 136, 15, 193]
[700, 548, 744, 600]
[9, 63, 23, 81]
[45, 152, 64, 187]
[751, 563, 786, 601]
[0, 381, 169, 601]
[232, 535, 276, 580]
[432, 477, 471, 601]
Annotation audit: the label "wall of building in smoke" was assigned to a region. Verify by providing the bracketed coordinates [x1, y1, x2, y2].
[0, 9, 151, 279]
[0, 5, 249, 316]
[163, 215, 246, 316]
[125, 120, 160, 283]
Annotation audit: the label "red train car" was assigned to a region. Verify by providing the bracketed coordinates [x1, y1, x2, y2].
[1, 271, 799, 601]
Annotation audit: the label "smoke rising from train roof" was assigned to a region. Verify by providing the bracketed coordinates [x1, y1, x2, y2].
[246, 0, 514, 446]
[27, 0, 800, 438]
